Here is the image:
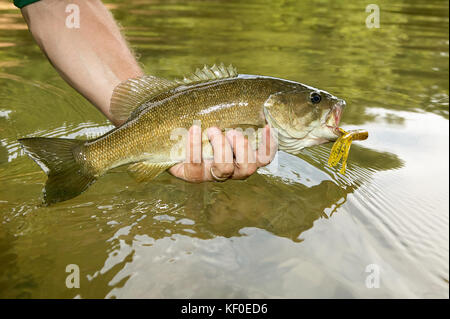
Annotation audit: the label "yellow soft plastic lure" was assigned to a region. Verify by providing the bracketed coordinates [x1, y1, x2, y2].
[328, 128, 369, 174]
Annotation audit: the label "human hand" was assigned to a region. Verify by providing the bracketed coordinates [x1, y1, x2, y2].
[168, 125, 278, 182]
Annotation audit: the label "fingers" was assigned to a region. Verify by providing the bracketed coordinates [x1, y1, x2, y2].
[186, 125, 202, 164]
[182, 125, 205, 182]
[256, 125, 278, 167]
[207, 127, 235, 180]
[168, 126, 235, 182]
[168, 125, 278, 183]
[226, 129, 257, 179]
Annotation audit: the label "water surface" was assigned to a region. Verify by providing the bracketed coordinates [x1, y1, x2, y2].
[0, 0, 448, 298]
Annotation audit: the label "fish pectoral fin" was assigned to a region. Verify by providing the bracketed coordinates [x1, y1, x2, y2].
[110, 75, 178, 123]
[128, 161, 177, 182]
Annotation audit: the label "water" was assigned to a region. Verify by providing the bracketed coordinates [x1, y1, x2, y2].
[0, 0, 448, 298]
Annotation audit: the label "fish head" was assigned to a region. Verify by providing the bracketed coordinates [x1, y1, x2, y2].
[263, 84, 346, 153]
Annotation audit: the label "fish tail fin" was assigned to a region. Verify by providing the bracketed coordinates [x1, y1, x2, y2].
[18, 137, 96, 205]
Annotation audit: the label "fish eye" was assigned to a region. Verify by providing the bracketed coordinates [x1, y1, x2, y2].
[310, 92, 322, 104]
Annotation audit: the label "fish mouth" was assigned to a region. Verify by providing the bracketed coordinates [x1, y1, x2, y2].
[326, 99, 346, 136]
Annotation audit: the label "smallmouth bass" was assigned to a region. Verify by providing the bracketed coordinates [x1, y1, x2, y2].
[19, 64, 356, 205]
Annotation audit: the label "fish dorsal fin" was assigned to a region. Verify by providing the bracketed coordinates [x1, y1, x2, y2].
[128, 161, 176, 182]
[110, 63, 238, 123]
[175, 63, 238, 85]
[110, 75, 178, 122]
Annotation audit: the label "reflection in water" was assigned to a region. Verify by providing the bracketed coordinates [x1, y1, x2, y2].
[0, 0, 448, 298]
[0, 145, 6, 165]
[0, 117, 7, 165]
[0, 142, 406, 298]
[85, 147, 405, 298]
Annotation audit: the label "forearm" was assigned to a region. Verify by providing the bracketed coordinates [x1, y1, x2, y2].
[21, 0, 143, 125]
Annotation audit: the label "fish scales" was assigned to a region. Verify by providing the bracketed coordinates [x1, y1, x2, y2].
[19, 64, 350, 204]
[82, 77, 290, 175]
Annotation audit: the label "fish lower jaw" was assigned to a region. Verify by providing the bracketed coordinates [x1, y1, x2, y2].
[308, 125, 341, 143]
[325, 125, 342, 136]
[276, 129, 328, 153]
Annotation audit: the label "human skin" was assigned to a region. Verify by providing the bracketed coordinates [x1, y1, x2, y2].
[21, 0, 277, 182]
